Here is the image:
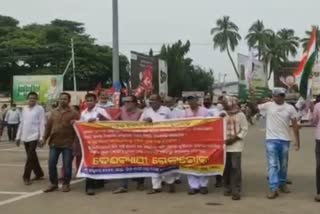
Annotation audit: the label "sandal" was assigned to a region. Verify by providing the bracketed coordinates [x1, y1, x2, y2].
[43, 185, 59, 193]
[147, 189, 162, 194]
[113, 187, 128, 194]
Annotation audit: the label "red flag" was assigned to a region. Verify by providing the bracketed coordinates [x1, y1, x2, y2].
[79, 99, 87, 112]
[95, 82, 103, 95]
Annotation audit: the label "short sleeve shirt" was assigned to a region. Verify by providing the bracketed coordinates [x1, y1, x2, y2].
[258, 102, 298, 141]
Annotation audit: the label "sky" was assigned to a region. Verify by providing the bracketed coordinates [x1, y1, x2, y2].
[1, 0, 319, 82]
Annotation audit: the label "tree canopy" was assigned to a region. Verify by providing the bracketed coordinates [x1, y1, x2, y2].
[159, 40, 214, 97]
[0, 16, 129, 91]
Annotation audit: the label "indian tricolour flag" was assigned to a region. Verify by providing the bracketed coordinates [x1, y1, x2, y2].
[294, 27, 318, 99]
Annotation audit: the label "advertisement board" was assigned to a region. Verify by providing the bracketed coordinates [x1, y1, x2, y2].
[13, 75, 63, 104]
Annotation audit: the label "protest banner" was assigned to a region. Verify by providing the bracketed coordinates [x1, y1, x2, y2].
[74, 118, 225, 179]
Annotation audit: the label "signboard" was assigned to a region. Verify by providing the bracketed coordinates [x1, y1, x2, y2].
[182, 91, 205, 98]
[158, 59, 168, 97]
[274, 62, 300, 100]
[312, 62, 320, 96]
[130, 51, 158, 98]
[238, 54, 268, 101]
[74, 118, 225, 179]
[13, 75, 63, 104]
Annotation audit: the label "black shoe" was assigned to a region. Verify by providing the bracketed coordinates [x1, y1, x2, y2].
[175, 179, 182, 184]
[215, 181, 223, 188]
[200, 187, 208, 195]
[86, 188, 95, 196]
[147, 189, 162, 194]
[232, 193, 241, 200]
[188, 188, 199, 195]
[286, 179, 293, 185]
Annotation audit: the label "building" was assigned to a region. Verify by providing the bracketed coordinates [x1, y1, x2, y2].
[213, 81, 238, 96]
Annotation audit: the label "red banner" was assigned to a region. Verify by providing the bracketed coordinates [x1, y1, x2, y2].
[74, 118, 225, 179]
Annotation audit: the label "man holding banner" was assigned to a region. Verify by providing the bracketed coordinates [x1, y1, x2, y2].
[43, 92, 79, 193]
[140, 94, 177, 194]
[113, 95, 144, 194]
[184, 96, 210, 195]
[80, 93, 111, 196]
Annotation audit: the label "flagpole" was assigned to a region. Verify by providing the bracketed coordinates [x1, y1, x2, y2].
[71, 38, 77, 92]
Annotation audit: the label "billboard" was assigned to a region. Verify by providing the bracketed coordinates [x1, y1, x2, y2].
[158, 59, 168, 97]
[13, 75, 63, 104]
[238, 53, 268, 101]
[130, 51, 158, 98]
[274, 62, 300, 100]
[312, 63, 320, 96]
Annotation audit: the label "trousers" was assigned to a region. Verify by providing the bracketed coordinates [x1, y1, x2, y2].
[152, 173, 176, 189]
[316, 140, 320, 194]
[187, 175, 209, 189]
[23, 141, 44, 180]
[265, 139, 289, 191]
[223, 152, 242, 194]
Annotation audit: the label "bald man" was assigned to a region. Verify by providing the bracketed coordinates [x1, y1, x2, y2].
[140, 94, 176, 194]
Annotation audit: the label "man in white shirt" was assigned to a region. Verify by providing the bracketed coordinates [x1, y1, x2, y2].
[96, 90, 114, 109]
[140, 94, 176, 194]
[203, 95, 224, 188]
[80, 93, 111, 196]
[164, 96, 185, 119]
[163, 96, 184, 184]
[258, 88, 300, 199]
[5, 103, 20, 142]
[16, 92, 46, 185]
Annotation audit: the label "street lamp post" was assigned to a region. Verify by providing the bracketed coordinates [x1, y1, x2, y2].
[112, 0, 120, 84]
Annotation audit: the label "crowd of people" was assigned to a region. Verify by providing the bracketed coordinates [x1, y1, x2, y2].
[0, 87, 319, 202]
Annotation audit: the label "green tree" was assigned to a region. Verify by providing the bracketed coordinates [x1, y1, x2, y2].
[245, 20, 273, 60]
[211, 16, 241, 79]
[301, 26, 320, 51]
[0, 15, 19, 41]
[0, 15, 129, 91]
[277, 28, 299, 59]
[159, 40, 214, 96]
[261, 33, 286, 80]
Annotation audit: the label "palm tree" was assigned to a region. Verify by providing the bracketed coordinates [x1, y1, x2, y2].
[261, 33, 286, 80]
[277, 28, 299, 60]
[211, 16, 242, 78]
[245, 20, 273, 60]
[301, 26, 320, 51]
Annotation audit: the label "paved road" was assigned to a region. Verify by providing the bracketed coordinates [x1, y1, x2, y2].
[0, 126, 318, 214]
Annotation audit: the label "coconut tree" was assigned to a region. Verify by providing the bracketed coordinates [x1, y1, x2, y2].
[277, 28, 299, 60]
[210, 16, 242, 78]
[261, 33, 286, 80]
[301, 26, 320, 51]
[245, 20, 273, 60]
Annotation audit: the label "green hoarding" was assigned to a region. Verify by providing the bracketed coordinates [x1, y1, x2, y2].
[13, 75, 63, 104]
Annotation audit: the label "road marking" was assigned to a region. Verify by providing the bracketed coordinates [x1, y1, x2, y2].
[0, 179, 84, 207]
[0, 191, 29, 195]
[0, 148, 21, 151]
[0, 148, 49, 152]
[0, 163, 67, 168]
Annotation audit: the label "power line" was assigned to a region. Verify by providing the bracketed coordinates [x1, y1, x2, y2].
[104, 42, 213, 47]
